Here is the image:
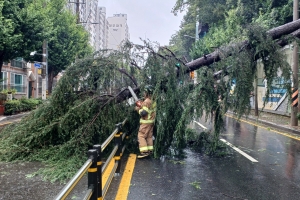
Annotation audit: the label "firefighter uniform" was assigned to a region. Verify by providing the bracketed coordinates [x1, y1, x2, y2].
[137, 96, 156, 156]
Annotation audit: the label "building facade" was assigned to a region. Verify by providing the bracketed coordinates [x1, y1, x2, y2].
[95, 7, 109, 51]
[67, 1, 109, 51]
[107, 14, 130, 50]
[1, 59, 41, 99]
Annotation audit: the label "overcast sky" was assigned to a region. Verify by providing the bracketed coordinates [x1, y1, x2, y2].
[98, 0, 185, 46]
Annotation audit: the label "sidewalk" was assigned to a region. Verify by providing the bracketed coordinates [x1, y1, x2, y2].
[231, 109, 300, 135]
[0, 112, 29, 127]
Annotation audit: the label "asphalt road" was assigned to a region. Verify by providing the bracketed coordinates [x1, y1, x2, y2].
[127, 116, 300, 200]
[1, 115, 300, 200]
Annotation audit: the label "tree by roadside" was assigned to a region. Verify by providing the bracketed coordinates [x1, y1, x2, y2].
[46, 0, 92, 93]
[0, 0, 51, 72]
[0, 0, 92, 93]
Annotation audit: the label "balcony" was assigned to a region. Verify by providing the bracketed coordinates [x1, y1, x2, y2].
[11, 60, 25, 69]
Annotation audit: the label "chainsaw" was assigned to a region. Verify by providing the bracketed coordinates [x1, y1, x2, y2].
[128, 86, 142, 107]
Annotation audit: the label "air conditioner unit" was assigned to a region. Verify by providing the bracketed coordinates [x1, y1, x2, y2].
[22, 62, 31, 69]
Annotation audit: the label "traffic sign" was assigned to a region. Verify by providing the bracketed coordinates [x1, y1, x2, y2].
[34, 63, 41, 68]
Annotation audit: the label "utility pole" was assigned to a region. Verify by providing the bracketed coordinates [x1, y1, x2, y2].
[254, 73, 258, 116]
[194, 16, 199, 85]
[291, 0, 299, 126]
[42, 41, 47, 100]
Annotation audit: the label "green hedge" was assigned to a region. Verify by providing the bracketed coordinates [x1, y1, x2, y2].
[4, 98, 42, 115]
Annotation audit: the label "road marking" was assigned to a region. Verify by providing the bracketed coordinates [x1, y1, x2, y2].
[193, 120, 207, 130]
[225, 114, 300, 141]
[193, 120, 258, 162]
[220, 139, 259, 162]
[115, 154, 137, 200]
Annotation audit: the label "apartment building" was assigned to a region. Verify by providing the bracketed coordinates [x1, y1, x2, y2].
[95, 7, 109, 51]
[107, 14, 130, 50]
[67, 0, 109, 51]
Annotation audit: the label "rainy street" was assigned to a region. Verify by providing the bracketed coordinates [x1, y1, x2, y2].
[126, 116, 300, 200]
[1, 115, 300, 200]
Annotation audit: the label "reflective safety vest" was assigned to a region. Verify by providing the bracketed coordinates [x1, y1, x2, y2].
[139, 100, 156, 124]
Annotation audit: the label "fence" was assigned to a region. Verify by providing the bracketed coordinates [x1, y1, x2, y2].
[0, 84, 26, 93]
[54, 118, 128, 200]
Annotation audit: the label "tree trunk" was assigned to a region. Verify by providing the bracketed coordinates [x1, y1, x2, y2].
[0, 52, 4, 74]
[186, 19, 300, 72]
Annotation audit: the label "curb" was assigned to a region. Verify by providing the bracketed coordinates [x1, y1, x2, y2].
[0, 112, 30, 123]
[227, 111, 300, 135]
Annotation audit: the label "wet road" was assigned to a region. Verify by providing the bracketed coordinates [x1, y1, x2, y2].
[1, 116, 300, 199]
[127, 116, 300, 200]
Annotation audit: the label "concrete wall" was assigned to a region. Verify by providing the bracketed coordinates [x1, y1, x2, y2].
[253, 44, 293, 112]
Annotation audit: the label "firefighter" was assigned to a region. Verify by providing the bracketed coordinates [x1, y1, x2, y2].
[135, 85, 156, 158]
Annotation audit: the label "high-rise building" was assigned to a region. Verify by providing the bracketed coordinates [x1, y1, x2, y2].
[107, 14, 130, 50]
[84, 0, 98, 49]
[67, 0, 108, 51]
[95, 7, 109, 51]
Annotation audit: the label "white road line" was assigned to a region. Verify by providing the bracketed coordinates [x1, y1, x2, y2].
[193, 120, 207, 130]
[220, 139, 259, 163]
[193, 121, 258, 163]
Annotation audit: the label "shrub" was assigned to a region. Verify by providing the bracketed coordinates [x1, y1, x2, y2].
[19, 98, 40, 111]
[4, 98, 42, 115]
[4, 100, 21, 115]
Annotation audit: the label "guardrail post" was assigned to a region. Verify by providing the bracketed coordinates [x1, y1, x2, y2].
[88, 149, 98, 200]
[114, 123, 123, 176]
[93, 144, 102, 200]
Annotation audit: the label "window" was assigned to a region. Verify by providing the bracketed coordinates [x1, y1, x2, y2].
[120, 24, 122, 27]
[0, 72, 7, 90]
[11, 59, 24, 68]
[113, 24, 115, 27]
[116, 24, 119, 27]
[10, 73, 26, 93]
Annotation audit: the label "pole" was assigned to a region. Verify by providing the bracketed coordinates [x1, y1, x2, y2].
[254, 75, 258, 116]
[42, 41, 47, 100]
[194, 16, 199, 85]
[291, 0, 299, 126]
[44, 41, 48, 93]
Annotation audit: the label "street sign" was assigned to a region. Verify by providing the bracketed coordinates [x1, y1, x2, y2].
[34, 63, 41, 68]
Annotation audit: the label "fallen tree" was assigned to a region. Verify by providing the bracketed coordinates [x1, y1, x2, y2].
[0, 21, 297, 182]
[186, 19, 300, 72]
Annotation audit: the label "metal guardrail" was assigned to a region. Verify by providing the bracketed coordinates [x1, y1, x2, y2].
[54, 118, 128, 200]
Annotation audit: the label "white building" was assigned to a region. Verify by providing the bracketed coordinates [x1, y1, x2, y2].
[67, 0, 109, 51]
[95, 7, 109, 51]
[84, 0, 98, 49]
[107, 14, 130, 50]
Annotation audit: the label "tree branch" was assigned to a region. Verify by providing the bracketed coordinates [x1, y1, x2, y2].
[117, 68, 138, 87]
